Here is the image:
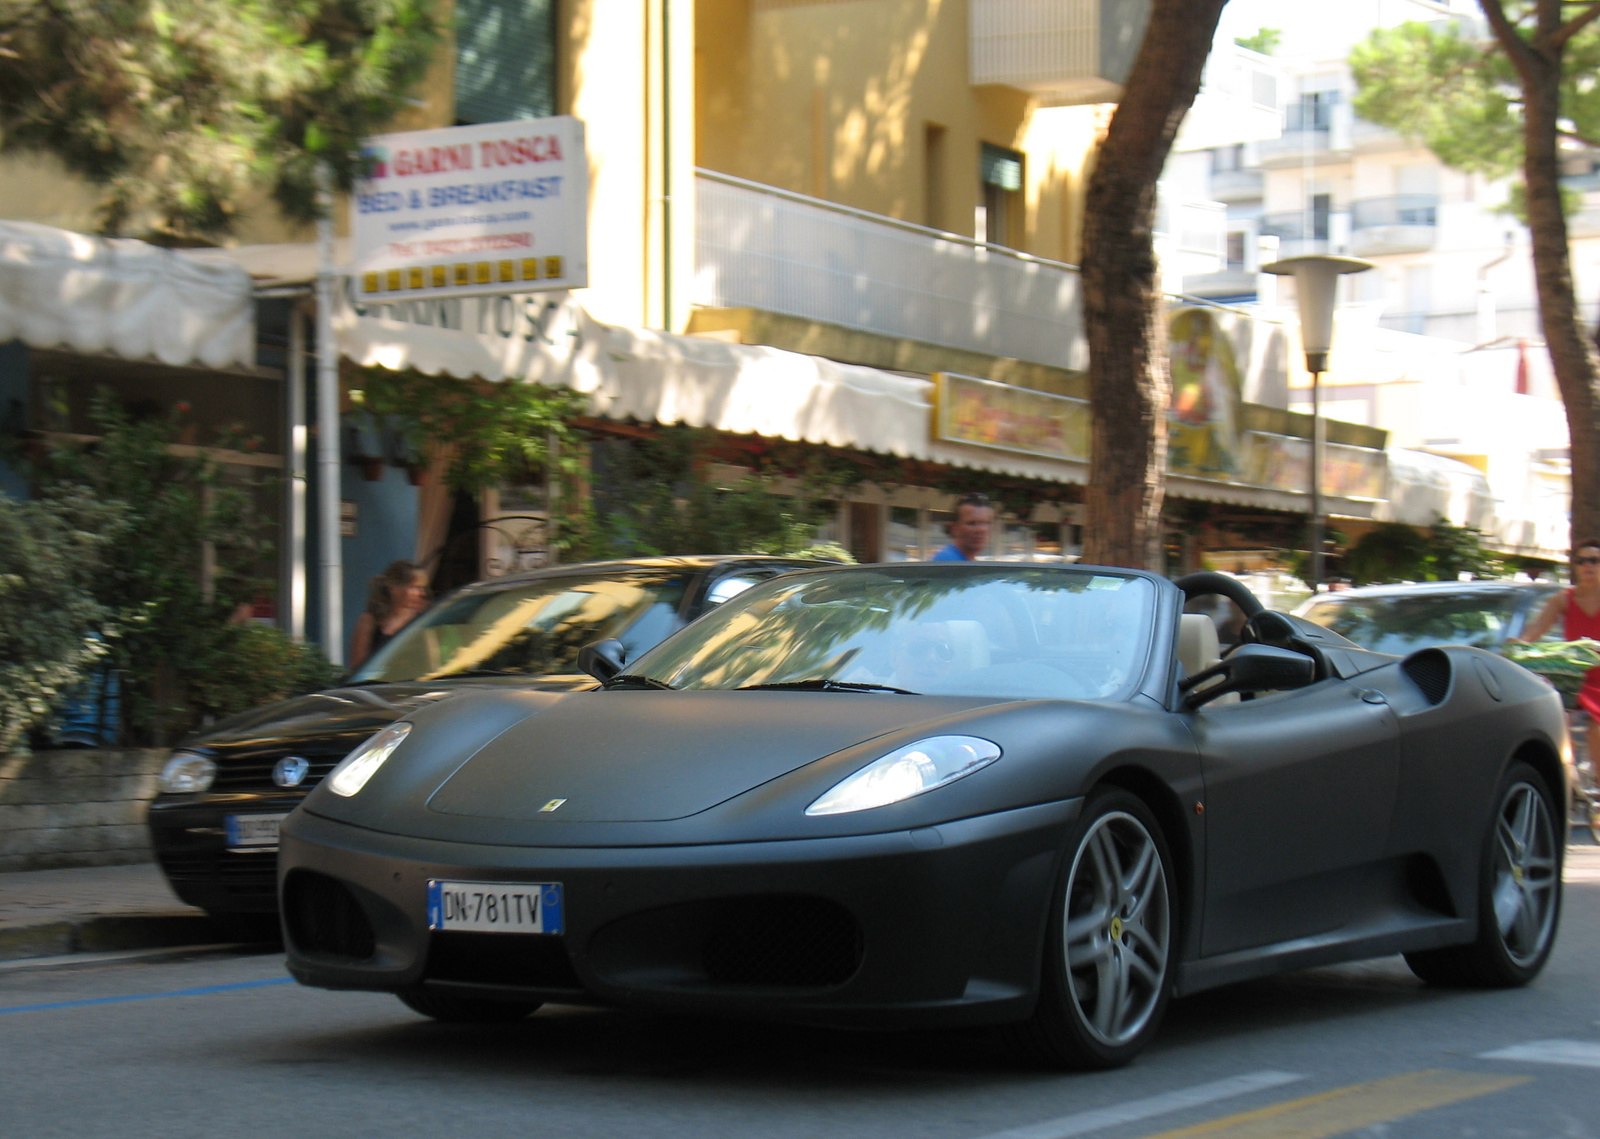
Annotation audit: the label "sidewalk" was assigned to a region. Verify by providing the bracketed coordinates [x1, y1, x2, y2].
[0, 861, 233, 961]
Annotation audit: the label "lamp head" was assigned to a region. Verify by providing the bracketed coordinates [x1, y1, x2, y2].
[1262, 255, 1373, 372]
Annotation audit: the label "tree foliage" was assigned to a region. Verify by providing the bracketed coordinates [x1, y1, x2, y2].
[572, 429, 843, 560]
[1234, 27, 1281, 55]
[0, 487, 124, 754]
[1343, 517, 1501, 585]
[1350, 20, 1529, 179]
[352, 367, 589, 494]
[0, 0, 438, 241]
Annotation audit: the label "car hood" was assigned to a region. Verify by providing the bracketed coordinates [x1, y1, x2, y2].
[423, 692, 998, 823]
[184, 675, 595, 757]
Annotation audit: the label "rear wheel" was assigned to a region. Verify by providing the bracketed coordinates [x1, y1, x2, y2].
[1405, 762, 1562, 987]
[397, 986, 542, 1023]
[1011, 788, 1176, 1069]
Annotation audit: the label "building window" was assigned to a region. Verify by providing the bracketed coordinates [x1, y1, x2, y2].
[979, 142, 1024, 247]
[1226, 231, 1247, 269]
[455, 0, 557, 125]
[1311, 193, 1331, 241]
[1287, 90, 1337, 132]
[1212, 144, 1244, 174]
[924, 123, 947, 231]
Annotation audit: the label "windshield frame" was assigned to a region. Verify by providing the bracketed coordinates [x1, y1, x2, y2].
[623, 564, 1166, 703]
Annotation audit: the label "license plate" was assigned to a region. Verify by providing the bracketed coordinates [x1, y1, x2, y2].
[427, 880, 564, 935]
[224, 813, 288, 850]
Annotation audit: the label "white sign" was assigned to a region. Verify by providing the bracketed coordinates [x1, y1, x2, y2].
[351, 117, 588, 302]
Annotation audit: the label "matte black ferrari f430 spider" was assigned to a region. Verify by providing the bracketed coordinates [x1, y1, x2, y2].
[279, 565, 1573, 1068]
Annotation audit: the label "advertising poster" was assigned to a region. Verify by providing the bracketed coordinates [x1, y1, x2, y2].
[933, 372, 1090, 462]
[351, 117, 588, 302]
[1168, 307, 1242, 480]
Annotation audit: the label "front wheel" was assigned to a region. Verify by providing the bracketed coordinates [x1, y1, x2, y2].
[1405, 761, 1562, 987]
[397, 986, 542, 1023]
[1011, 788, 1176, 1069]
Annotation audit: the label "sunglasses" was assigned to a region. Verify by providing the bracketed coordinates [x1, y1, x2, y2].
[1575, 556, 1600, 566]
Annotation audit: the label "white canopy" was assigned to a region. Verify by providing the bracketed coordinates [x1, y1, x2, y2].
[0, 220, 254, 369]
[335, 296, 1095, 484]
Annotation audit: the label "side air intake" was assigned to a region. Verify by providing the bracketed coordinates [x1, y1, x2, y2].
[1402, 648, 1452, 705]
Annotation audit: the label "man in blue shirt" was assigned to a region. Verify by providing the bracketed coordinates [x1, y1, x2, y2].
[930, 493, 995, 561]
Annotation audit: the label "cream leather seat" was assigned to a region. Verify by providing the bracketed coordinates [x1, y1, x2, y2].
[1177, 613, 1221, 680]
[1177, 613, 1238, 704]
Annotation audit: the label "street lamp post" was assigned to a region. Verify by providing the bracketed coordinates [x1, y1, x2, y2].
[1261, 254, 1373, 588]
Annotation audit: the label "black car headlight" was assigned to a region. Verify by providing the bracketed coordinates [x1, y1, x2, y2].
[158, 751, 217, 794]
[805, 736, 1001, 816]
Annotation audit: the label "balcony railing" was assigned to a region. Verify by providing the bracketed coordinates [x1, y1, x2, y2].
[693, 170, 1085, 371]
[1351, 195, 1438, 229]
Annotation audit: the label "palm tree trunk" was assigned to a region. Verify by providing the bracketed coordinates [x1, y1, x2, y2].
[1081, 0, 1228, 569]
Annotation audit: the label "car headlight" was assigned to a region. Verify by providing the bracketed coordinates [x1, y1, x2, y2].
[805, 735, 1001, 816]
[158, 751, 217, 794]
[327, 722, 412, 798]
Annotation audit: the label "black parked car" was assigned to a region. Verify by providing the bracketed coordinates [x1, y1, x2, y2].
[148, 557, 820, 917]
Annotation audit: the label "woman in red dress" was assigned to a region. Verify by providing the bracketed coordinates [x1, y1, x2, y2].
[1517, 539, 1600, 758]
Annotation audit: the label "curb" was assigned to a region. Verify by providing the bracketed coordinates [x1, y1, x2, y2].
[0, 912, 261, 963]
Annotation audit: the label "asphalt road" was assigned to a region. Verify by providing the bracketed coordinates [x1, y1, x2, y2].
[4, 846, 1600, 1139]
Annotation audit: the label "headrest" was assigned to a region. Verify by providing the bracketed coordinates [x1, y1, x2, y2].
[1177, 613, 1221, 679]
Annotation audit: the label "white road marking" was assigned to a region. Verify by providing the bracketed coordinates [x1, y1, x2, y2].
[971, 1070, 1305, 1139]
[1479, 1039, 1600, 1068]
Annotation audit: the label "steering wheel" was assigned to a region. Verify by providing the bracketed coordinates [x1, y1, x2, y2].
[1174, 571, 1264, 618]
[1175, 573, 1331, 681]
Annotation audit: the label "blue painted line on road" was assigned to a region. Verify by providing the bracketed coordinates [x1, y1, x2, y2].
[0, 977, 293, 1015]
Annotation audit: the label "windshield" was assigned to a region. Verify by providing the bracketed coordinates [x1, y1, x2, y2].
[626, 566, 1157, 700]
[350, 571, 691, 683]
[1298, 590, 1530, 654]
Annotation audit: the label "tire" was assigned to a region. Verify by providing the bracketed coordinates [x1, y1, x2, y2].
[1405, 762, 1562, 988]
[397, 986, 543, 1024]
[1010, 787, 1177, 1070]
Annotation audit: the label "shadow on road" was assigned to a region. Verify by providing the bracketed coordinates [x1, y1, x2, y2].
[251, 952, 1497, 1087]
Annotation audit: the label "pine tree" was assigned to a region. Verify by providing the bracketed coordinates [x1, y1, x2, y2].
[0, 0, 438, 242]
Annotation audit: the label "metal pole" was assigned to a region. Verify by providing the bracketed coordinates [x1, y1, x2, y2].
[315, 166, 345, 665]
[1310, 368, 1325, 589]
[286, 303, 308, 642]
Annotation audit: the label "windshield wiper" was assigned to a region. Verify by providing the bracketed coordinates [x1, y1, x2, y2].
[439, 668, 527, 679]
[738, 679, 918, 695]
[602, 673, 677, 690]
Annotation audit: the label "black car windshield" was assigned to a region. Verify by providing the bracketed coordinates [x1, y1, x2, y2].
[350, 571, 691, 683]
[1298, 589, 1534, 654]
[625, 566, 1156, 700]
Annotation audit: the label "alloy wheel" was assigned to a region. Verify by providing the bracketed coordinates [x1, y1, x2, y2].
[1492, 781, 1558, 966]
[1062, 810, 1171, 1047]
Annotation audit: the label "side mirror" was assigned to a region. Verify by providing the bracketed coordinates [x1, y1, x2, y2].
[577, 638, 626, 682]
[1181, 644, 1315, 709]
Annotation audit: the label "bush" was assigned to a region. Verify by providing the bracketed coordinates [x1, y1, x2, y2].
[24, 396, 279, 744]
[0, 488, 125, 754]
[188, 623, 344, 721]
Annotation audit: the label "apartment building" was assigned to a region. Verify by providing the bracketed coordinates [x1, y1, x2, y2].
[1167, 0, 1573, 559]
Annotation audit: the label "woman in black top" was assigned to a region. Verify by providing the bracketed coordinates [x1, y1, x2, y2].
[349, 560, 430, 669]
